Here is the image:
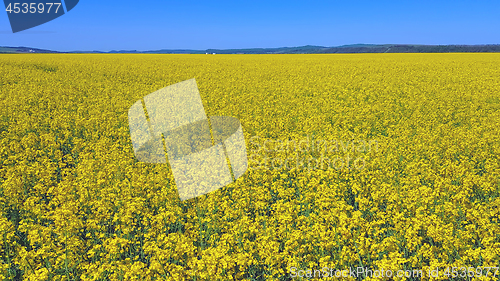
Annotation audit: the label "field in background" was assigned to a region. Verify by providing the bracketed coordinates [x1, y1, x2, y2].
[1, 54, 499, 280]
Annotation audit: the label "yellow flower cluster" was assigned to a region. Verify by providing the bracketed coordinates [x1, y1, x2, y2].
[1, 53, 499, 280]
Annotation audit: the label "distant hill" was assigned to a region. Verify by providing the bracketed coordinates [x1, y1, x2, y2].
[2, 44, 500, 54]
[0, 46, 61, 53]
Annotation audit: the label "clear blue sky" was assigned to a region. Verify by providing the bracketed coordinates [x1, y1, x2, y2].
[1, 0, 499, 52]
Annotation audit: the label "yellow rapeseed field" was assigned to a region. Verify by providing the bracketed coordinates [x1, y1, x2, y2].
[0, 53, 499, 280]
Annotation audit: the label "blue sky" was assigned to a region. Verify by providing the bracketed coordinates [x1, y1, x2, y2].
[1, 0, 499, 52]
